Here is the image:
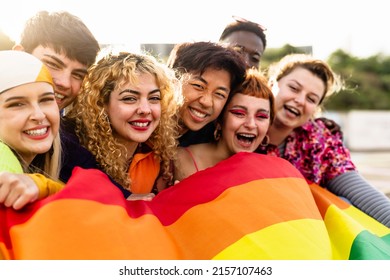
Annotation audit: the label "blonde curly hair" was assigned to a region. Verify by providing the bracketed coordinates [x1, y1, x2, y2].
[67, 51, 181, 189]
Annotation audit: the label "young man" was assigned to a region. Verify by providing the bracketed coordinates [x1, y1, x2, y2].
[219, 16, 267, 70]
[13, 10, 100, 111]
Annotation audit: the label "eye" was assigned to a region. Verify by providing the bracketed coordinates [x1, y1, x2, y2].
[6, 102, 25, 108]
[120, 95, 137, 102]
[72, 72, 86, 81]
[288, 84, 300, 93]
[43, 60, 61, 70]
[40, 96, 56, 103]
[307, 96, 320, 104]
[190, 83, 204, 91]
[215, 91, 227, 99]
[251, 55, 260, 64]
[256, 112, 269, 119]
[149, 95, 161, 103]
[232, 45, 245, 54]
[229, 109, 246, 117]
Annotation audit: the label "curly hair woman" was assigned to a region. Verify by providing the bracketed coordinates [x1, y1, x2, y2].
[60, 51, 181, 199]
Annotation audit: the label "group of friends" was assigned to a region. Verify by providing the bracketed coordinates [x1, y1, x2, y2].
[0, 10, 389, 228]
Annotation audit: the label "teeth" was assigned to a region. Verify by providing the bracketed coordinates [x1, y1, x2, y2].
[25, 128, 47, 136]
[238, 133, 255, 138]
[55, 93, 65, 100]
[286, 106, 300, 115]
[131, 122, 149, 127]
[190, 108, 207, 118]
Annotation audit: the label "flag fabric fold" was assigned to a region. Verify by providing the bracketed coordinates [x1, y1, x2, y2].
[0, 152, 389, 260]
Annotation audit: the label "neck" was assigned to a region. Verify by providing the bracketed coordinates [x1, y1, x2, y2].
[115, 138, 139, 162]
[214, 141, 233, 163]
[267, 121, 294, 146]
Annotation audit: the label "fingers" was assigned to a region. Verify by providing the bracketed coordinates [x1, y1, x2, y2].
[0, 172, 39, 210]
[126, 193, 156, 201]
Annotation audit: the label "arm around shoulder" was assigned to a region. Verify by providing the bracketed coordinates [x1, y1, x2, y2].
[28, 173, 65, 199]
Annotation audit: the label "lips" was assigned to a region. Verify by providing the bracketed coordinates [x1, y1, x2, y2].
[189, 108, 209, 119]
[284, 105, 301, 116]
[24, 127, 48, 136]
[236, 133, 257, 148]
[130, 121, 150, 128]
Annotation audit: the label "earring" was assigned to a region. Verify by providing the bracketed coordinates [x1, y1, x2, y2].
[214, 124, 222, 141]
[260, 135, 269, 146]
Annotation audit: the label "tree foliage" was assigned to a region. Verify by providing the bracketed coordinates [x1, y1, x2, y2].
[262, 45, 390, 111]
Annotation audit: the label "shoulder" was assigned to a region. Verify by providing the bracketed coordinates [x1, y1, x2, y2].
[314, 117, 343, 137]
[299, 118, 343, 139]
[0, 142, 24, 173]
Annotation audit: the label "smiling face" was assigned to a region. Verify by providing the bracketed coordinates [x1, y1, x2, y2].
[219, 93, 271, 155]
[180, 68, 231, 132]
[273, 67, 325, 130]
[221, 30, 264, 69]
[31, 45, 88, 110]
[0, 82, 59, 164]
[105, 72, 161, 146]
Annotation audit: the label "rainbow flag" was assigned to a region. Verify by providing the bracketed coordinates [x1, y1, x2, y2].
[0, 153, 389, 260]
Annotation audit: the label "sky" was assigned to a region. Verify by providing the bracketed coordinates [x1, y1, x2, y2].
[1, 0, 389, 60]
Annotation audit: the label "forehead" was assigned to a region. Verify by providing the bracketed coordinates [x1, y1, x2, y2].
[223, 30, 264, 54]
[229, 93, 270, 109]
[31, 45, 88, 70]
[282, 67, 326, 94]
[185, 68, 231, 84]
[0, 82, 54, 100]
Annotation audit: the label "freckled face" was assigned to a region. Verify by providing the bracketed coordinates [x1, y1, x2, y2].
[180, 68, 231, 132]
[220, 93, 271, 155]
[106, 73, 161, 145]
[273, 67, 325, 129]
[0, 82, 59, 164]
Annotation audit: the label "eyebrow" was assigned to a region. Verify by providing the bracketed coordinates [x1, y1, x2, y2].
[118, 88, 161, 95]
[231, 104, 270, 113]
[193, 75, 230, 93]
[4, 91, 55, 102]
[43, 54, 88, 75]
[289, 79, 322, 99]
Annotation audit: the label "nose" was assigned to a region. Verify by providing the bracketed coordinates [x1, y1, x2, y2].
[53, 72, 71, 89]
[199, 92, 213, 108]
[294, 93, 305, 105]
[244, 115, 256, 129]
[242, 53, 252, 68]
[30, 104, 46, 123]
[137, 99, 151, 115]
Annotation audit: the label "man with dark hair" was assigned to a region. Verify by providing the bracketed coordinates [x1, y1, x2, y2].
[13, 11, 100, 111]
[219, 16, 267, 69]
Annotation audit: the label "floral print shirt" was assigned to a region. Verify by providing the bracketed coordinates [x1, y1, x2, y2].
[257, 119, 356, 186]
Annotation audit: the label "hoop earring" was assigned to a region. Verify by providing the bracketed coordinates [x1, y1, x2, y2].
[214, 124, 222, 141]
[261, 135, 269, 146]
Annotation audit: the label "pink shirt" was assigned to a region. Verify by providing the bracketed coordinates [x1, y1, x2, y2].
[257, 119, 356, 186]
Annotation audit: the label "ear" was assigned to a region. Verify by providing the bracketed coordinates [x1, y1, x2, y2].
[12, 44, 25, 51]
